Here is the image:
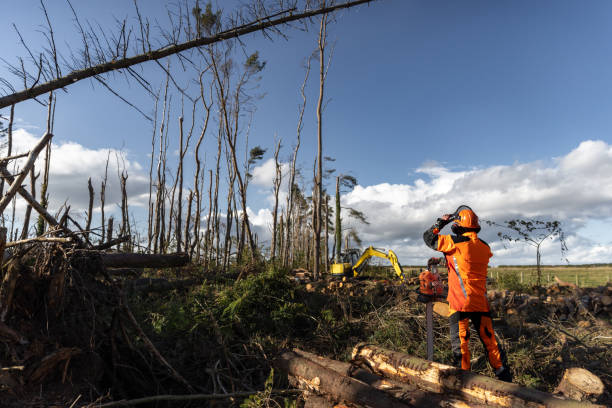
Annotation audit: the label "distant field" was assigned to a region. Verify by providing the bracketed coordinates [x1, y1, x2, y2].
[490, 265, 612, 287]
[366, 264, 612, 287]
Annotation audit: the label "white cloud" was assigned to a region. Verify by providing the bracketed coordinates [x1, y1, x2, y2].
[250, 158, 290, 189]
[4, 129, 150, 223]
[340, 140, 612, 265]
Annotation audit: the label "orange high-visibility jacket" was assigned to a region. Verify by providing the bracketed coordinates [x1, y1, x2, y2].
[424, 229, 492, 312]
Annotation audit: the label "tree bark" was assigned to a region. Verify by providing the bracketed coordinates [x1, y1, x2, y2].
[271, 139, 282, 260]
[274, 350, 411, 408]
[352, 343, 602, 408]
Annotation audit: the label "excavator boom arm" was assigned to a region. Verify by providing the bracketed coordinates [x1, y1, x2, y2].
[351, 246, 405, 281]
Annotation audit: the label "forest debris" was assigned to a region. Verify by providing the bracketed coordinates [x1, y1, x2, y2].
[85, 390, 301, 408]
[352, 343, 604, 407]
[0, 321, 28, 344]
[28, 347, 81, 384]
[274, 350, 411, 408]
[5, 237, 72, 248]
[0, 260, 21, 321]
[121, 294, 195, 393]
[292, 349, 464, 407]
[555, 368, 604, 402]
[126, 278, 200, 294]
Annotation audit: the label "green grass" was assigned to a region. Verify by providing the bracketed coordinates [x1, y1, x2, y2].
[489, 265, 612, 287]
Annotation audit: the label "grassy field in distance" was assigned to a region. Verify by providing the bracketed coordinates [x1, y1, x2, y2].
[489, 265, 612, 287]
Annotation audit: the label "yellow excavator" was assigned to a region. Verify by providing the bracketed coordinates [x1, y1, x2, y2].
[330, 246, 406, 281]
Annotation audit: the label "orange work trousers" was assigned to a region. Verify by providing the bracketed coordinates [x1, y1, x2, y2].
[449, 311, 506, 371]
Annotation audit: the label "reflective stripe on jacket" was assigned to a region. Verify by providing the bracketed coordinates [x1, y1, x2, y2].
[424, 228, 492, 312]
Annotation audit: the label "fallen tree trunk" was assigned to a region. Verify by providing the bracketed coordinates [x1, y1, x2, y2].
[292, 349, 475, 408]
[352, 343, 604, 408]
[75, 251, 190, 268]
[274, 350, 412, 408]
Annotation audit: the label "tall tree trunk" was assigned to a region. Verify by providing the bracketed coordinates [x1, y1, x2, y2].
[147, 94, 160, 252]
[37, 94, 54, 236]
[313, 13, 328, 281]
[120, 171, 130, 251]
[86, 177, 94, 242]
[271, 139, 282, 261]
[204, 169, 213, 268]
[184, 190, 193, 257]
[284, 56, 311, 267]
[99, 155, 110, 244]
[324, 194, 329, 273]
[175, 115, 185, 253]
[335, 176, 341, 262]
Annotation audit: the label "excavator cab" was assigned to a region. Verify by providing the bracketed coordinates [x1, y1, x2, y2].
[330, 246, 406, 281]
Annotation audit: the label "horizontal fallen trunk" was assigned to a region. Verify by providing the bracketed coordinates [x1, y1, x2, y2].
[75, 251, 190, 268]
[352, 343, 604, 408]
[274, 350, 411, 408]
[292, 349, 477, 408]
[5, 236, 72, 248]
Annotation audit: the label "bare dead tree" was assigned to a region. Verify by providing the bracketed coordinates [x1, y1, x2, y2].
[207, 44, 263, 262]
[184, 189, 193, 255]
[100, 153, 110, 244]
[191, 71, 212, 260]
[283, 54, 311, 267]
[312, 10, 331, 281]
[86, 177, 94, 241]
[270, 138, 282, 261]
[205, 169, 214, 268]
[36, 93, 54, 236]
[147, 90, 160, 251]
[120, 171, 130, 251]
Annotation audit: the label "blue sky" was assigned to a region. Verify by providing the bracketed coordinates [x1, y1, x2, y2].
[1, 0, 612, 265]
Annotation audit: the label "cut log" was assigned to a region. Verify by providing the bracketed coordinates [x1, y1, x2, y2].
[274, 350, 411, 408]
[292, 349, 475, 408]
[555, 368, 604, 402]
[352, 343, 604, 408]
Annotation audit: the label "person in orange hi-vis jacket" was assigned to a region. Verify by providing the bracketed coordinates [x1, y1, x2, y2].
[423, 206, 512, 382]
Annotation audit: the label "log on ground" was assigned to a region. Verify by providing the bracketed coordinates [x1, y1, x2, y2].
[75, 251, 190, 268]
[352, 343, 604, 408]
[274, 350, 412, 408]
[292, 349, 481, 408]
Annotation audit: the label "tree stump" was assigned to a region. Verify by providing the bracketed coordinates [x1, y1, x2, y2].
[555, 368, 604, 401]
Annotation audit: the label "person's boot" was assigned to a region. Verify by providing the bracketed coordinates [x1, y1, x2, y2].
[495, 366, 513, 382]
